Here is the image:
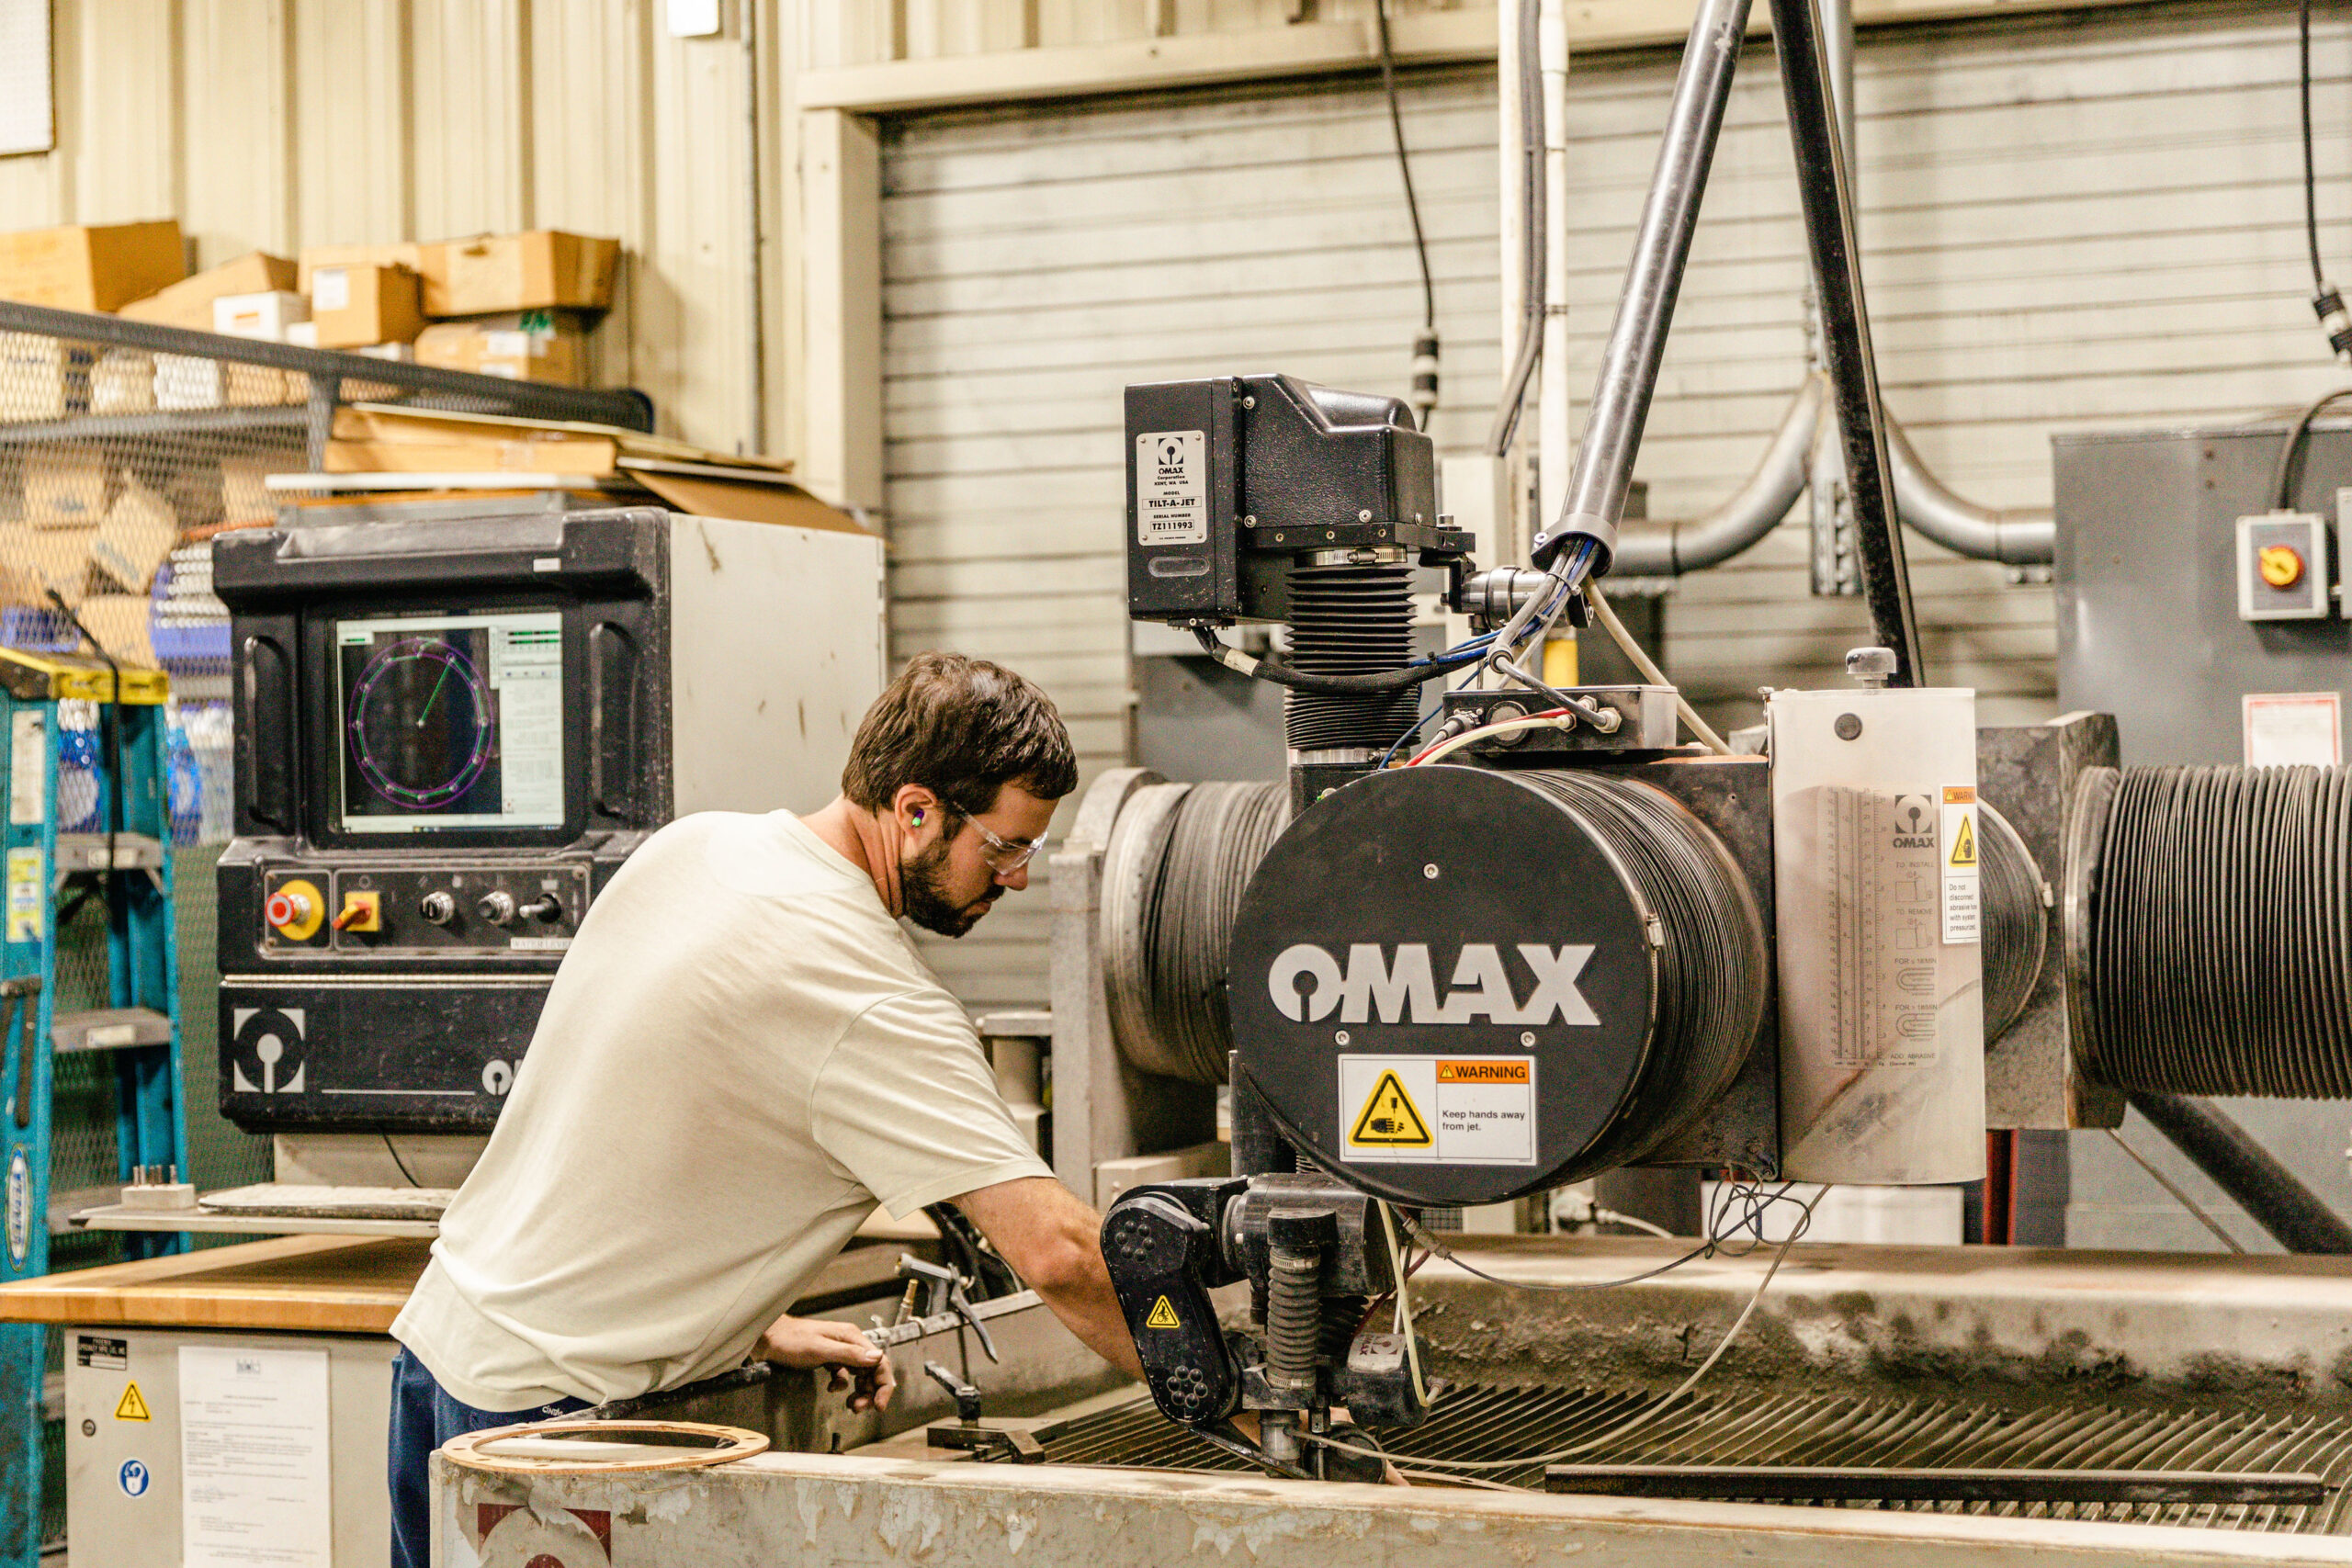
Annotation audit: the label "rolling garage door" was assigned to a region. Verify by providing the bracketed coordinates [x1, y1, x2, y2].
[879, 3, 2351, 1008]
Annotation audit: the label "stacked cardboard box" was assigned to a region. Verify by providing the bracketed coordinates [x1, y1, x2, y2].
[299, 231, 616, 384]
[0, 220, 185, 312]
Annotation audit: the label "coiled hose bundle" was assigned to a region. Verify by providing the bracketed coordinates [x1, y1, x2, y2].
[1103, 780, 1291, 1085]
[2073, 764, 2352, 1097]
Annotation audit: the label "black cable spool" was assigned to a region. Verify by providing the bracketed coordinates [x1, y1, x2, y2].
[1103, 780, 1293, 1086]
[1283, 560, 1419, 755]
[1225, 764, 1767, 1207]
[2075, 764, 2352, 1097]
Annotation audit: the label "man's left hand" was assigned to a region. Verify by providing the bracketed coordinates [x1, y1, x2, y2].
[760, 1313, 897, 1414]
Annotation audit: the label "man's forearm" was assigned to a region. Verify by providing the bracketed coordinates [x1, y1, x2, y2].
[1035, 1264, 1146, 1382]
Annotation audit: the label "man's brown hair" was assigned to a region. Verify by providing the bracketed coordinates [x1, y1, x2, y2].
[842, 651, 1078, 818]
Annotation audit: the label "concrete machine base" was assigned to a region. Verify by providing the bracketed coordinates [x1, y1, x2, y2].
[435, 1235, 2352, 1565]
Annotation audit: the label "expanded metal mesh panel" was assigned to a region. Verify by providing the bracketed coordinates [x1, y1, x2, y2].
[1035, 1386, 2352, 1533]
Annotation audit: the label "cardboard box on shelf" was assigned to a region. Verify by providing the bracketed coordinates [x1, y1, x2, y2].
[89, 350, 154, 415]
[22, 450, 111, 528]
[285, 321, 317, 349]
[413, 311, 588, 386]
[117, 252, 295, 331]
[89, 475, 178, 594]
[212, 291, 309, 341]
[417, 232, 617, 316]
[220, 457, 279, 525]
[0, 333, 94, 423]
[310, 264, 424, 349]
[355, 343, 414, 362]
[0, 220, 184, 313]
[74, 593, 156, 667]
[297, 243, 423, 298]
[153, 354, 300, 411]
[0, 522, 96, 608]
[323, 434, 620, 475]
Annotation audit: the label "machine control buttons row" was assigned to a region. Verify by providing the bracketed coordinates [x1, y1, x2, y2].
[261, 865, 588, 953]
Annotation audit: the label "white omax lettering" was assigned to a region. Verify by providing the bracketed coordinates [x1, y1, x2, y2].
[1267, 942, 1599, 1026]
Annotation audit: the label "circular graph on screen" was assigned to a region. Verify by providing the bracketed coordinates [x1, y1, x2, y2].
[347, 637, 496, 809]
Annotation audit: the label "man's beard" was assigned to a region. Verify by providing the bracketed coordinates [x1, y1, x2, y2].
[899, 836, 1001, 937]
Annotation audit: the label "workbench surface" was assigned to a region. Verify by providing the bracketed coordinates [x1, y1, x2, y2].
[0, 1235, 427, 1334]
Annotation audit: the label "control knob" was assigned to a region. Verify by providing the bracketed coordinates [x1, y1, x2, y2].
[476, 890, 517, 927]
[419, 891, 457, 926]
[519, 894, 564, 923]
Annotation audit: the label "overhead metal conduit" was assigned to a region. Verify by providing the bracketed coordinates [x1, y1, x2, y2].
[1554, 0, 2056, 575]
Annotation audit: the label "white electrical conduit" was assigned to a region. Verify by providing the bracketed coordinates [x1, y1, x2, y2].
[1588, 581, 1732, 754]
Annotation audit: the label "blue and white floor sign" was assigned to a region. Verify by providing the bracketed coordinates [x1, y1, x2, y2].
[118, 1458, 150, 1497]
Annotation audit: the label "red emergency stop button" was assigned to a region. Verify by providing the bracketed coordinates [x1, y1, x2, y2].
[2259, 543, 2306, 589]
[266, 879, 324, 941]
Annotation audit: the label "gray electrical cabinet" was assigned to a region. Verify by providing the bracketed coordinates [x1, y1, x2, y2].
[2054, 422, 2352, 766]
[63, 1326, 394, 1567]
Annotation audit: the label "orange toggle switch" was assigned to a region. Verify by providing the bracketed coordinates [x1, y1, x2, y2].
[266, 879, 324, 941]
[2259, 543, 2306, 589]
[334, 891, 382, 933]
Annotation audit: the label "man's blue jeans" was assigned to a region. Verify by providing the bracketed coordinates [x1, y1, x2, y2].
[387, 1347, 590, 1568]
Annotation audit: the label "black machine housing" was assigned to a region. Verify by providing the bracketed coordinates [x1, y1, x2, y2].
[1124, 373, 1463, 626]
[214, 510, 679, 1134]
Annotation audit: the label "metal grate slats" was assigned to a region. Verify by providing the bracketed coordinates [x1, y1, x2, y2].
[1029, 1384, 2352, 1533]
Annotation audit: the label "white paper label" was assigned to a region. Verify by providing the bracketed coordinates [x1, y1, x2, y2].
[1339, 1055, 1536, 1166]
[8, 711, 43, 826]
[179, 1345, 333, 1568]
[312, 267, 351, 311]
[1820, 787, 1944, 1066]
[2244, 692, 2342, 767]
[1939, 785, 1980, 945]
[1135, 430, 1208, 546]
[6, 847, 41, 943]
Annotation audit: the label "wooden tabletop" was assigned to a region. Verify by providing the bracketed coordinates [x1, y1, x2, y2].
[0, 1231, 928, 1337]
[0, 1235, 428, 1334]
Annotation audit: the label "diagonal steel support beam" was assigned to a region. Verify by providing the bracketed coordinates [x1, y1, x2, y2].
[1770, 0, 1926, 683]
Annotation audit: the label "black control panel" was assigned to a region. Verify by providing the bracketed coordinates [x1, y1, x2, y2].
[213, 510, 678, 1134]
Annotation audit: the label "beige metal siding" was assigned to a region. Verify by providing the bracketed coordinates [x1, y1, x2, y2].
[881, 3, 2347, 1005]
[881, 70, 1505, 1007]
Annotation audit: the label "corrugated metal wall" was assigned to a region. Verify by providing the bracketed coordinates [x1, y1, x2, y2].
[882, 0, 2352, 1006]
[0, 0, 763, 456]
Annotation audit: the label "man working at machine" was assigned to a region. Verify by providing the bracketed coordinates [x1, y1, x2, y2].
[383, 651, 1148, 1566]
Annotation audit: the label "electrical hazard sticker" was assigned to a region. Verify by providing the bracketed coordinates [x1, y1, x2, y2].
[1340, 1057, 1536, 1166]
[1940, 784, 1980, 945]
[114, 1382, 151, 1422]
[1144, 1296, 1182, 1330]
[1135, 430, 1208, 547]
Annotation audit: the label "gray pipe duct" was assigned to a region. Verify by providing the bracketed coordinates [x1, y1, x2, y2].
[1888, 421, 2057, 566]
[1610, 375, 1823, 576]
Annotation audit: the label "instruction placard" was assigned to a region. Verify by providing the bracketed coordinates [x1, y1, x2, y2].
[1340, 1056, 1536, 1166]
[1940, 784, 1980, 945]
[1135, 430, 1208, 546]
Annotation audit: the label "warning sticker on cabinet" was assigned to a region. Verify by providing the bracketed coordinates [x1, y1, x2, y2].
[1940, 784, 1980, 946]
[1135, 430, 1208, 546]
[1340, 1056, 1536, 1166]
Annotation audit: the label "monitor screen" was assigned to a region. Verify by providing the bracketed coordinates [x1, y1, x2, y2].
[334, 611, 565, 833]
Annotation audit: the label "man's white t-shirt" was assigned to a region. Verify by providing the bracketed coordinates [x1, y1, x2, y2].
[391, 811, 1054, 1411]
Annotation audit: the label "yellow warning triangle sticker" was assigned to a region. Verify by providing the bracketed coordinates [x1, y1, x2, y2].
[1948, 814, 1977, 868]
[114, 1382, 150, 1422]
[1351, 1069, 1434, 1147]
[1144, 1295, 1181, 1330]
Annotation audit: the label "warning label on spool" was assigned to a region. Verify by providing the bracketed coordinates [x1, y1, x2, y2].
[1144, 1296, 1182, 1330]
[1940, 784, 1980, 945]
[1340, 1057, 1536, 1166]
[1349, 1069, 1432, 1147]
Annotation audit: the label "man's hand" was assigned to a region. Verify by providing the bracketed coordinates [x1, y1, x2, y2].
[760, 1312, 897, 1414]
